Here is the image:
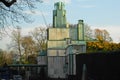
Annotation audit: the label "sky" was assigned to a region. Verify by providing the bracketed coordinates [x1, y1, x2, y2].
[0, 0, 120, 50]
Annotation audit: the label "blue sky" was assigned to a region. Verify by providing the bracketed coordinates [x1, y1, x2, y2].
[22, 0, 120, 41]
[22, 0, 120, 26]
[0, 0, 120, 50]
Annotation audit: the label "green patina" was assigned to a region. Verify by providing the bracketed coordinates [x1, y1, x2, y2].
[47, 2, 86, 53]
[53, 2, 66, 28]
[39, 50, 47, 56]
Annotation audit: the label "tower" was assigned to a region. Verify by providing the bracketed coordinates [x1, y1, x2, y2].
[46, 1, 86, 79]
[53, 2, 67, 28]
[78, 20, 84, 40]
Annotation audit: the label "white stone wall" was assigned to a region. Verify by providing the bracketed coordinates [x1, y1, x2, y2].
[37, 56, 47, 65]
[47, 49, 65, 56]
[48, 56, 66, 78]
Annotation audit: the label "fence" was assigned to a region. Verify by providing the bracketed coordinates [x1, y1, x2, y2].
[76, 50, 120, 80]
[1, 50, 120, 80]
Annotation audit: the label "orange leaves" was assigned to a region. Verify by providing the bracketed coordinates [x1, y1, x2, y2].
[87, 41, 120, 53]
[87, 28, 116, 52]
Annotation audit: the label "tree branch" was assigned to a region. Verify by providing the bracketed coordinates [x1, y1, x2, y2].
[0, 0, 16, 7]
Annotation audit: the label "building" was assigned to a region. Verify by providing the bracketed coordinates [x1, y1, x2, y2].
[38, 2, 86, 78]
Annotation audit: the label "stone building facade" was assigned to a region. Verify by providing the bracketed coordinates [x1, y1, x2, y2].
[38, 2, 86, 78]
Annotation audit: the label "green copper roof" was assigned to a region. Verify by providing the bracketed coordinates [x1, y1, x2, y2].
[53, 2, 67, 28]
[39, 50, 47, 56]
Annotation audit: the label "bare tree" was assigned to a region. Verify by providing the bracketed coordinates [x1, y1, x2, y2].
[21, 36, 35, 62]
[29, 27, 47, 52]
[0, 0, 43, 37]
[102, 29, 112, 42]
[9, 26, 23, 63]
[84, 24, 94, 41]
[9, 28, 36, 63]
[94, 29, 112, 42]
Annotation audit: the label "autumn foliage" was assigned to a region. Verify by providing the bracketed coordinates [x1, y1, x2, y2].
[87, 41, 120, 53]
[86, 29, 120, 52]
